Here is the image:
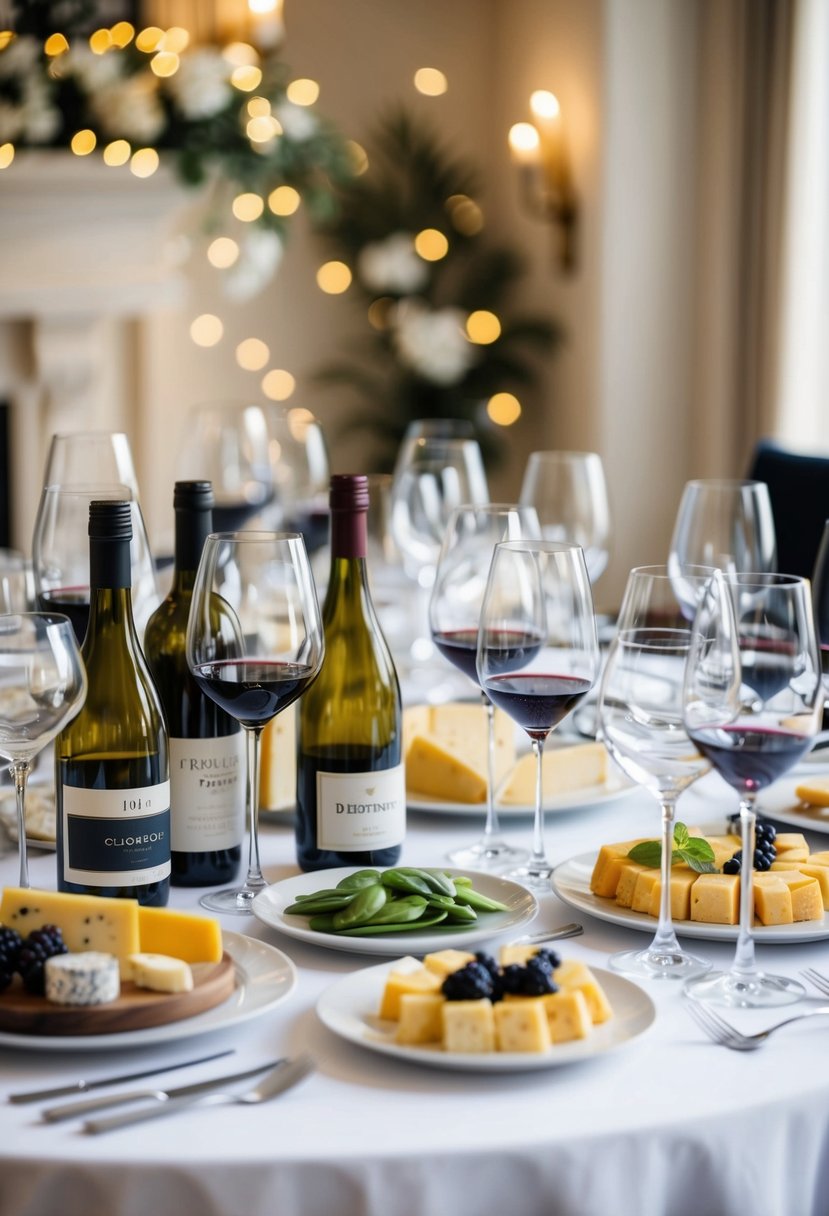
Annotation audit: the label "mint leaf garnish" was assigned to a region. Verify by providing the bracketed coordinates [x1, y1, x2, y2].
[673, 822, 690, 849]
[627, 841, 662, 867]
[626, 824, 717, 871]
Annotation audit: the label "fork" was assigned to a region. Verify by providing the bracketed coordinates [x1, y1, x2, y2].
[800, 968, 829, 997]
[685, 997, 829, 1051]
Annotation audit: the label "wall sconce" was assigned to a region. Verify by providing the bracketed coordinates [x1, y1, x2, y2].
[508, 90, 578, 273]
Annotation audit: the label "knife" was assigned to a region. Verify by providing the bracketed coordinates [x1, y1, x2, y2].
[8, 1050, 235, 1105]
[41, 1057, 285, 1123]
[82, 1056, 314, 1135]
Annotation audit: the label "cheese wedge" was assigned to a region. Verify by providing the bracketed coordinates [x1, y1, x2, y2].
[498, 742, 607, 806]
[404, 702, 515, 803]
[0, 887, 140, 977]
[128, 952, 194, 993]
[689, 873, 740, 924]
[138, 906, 223, 964]
[795, 777, 829, 807]
[590, 840, 648, 897]
[259, 703, 296, 810]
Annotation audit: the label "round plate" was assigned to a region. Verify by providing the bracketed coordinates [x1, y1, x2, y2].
[758, 774, 829, 836]
[252, 867, 538, 956]
[552, 852, 829, 944]
[316, 958, 655, 1072]
[407, 771, 634, 818]
[0, 932, 297, 1052]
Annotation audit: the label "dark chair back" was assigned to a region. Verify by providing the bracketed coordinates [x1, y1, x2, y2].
[747, 440, 829, 577]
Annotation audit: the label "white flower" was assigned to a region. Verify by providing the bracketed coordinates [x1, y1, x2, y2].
[274, 101, 317, 142]
[21, 83, 60, 143]
[91, 73, 165, 143]
[392, 303, 477, 385]
[0, 100, 24, 142]
[166, 50, 231, 120]
[222, 229, 284, 300]
[0, 36, 40, 80]
[61, 45, 122, 92]
[357, 232, 429, 295]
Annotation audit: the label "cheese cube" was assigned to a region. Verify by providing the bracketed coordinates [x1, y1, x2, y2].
[499, 943, 542, 967]
[259, 703, 296, 810]
[128, 953, 194, 993]
[646, 868, 699, 922]
[395, 993, 445, 1045]
[631, 870, 661, 914]
[790, 864, 829, 908]
[138, 906, 223, 964]
[774, 833, 809, 862]
[795, 777, 829, 807]
[809, 851, 829, 866]
[590, 840, 648, 898]
[379, 966, 443, 1020]
[753, 876, 794, 925]
[0, 887, 140, 977]
[766, 871, 823, 921]
[441, 999, 496, 1052]
[403, 703, 515, 804]
[422, 949, 475, 978]
[540, 989, 593, 1043]
[689, 874, 740, 924]
[498, 742, 607, 806]
[615, 862, 650, 908]
[553, 960, 613, 1024]
[493, 998, 551, 1052]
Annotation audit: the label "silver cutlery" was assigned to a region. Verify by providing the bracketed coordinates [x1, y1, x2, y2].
[8, 1049, 235, 1105]
[685, 997, 829, 1051]
[800, 967, 829, 996]
[82, 1055, 315, 1134]
[42, 1057, 286, 1123]
[513, 923, 584, 945]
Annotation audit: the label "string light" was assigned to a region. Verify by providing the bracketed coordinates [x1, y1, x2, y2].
[237, 338, 270, 370]
[247, 115, 281, 143]
[44, 33, 69, 56]
[286, 78, 319, 106]
[0, 31, 14, 51]
[0, 144, 14, 169]
[160, 27, 189, 53]
[466, 310, 501, 344]
[262, 369, 296, 400]
[247, 97, 271, 117]
[487, 392, 522, 426]
[414, 67, 448, 96]
[316, 261, 352, 293]
[446, 194, 484, 235]
[190, 314, 224, 346]
[135, 27, 164, 52]
[232, 192, 264, 221]
[89, 28, 112, 53]
[222, 42, 259, 66]
[103, 139, 131, 166]
[414, 228, 448, 261]
[70, 129, 96, 156]
[268, 185, 300, 216]
[110, 22, 134, 48]
[130, 147, 159, 177]
[151, 51, 180, 77]
[231, 65, 262, 92]
[367, 298, 394, 330]
[207, 237, 240, 268]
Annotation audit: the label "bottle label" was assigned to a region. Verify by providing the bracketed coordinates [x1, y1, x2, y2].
[316, 764, 406, 851]
[169, 735, 246, 851]
[62, 781, 172, 886]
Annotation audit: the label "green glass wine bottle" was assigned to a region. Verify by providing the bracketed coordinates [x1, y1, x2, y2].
[295, 474, 405, 870]
[144, 481, 245, 886]
[56, 499, 170, 904]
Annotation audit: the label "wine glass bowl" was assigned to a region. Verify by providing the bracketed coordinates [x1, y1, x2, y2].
[519, 451, 611, 584]
[476, 540, 600, 890]
[266, 406, 330, 556]
[187, 532, 324, 914]
[177, 403, 274, 532]
[0, 612, 86, 887]
[43, 431, 140, 496]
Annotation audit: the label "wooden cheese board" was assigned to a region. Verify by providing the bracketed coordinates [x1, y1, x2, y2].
[0, 953, 236, 1036]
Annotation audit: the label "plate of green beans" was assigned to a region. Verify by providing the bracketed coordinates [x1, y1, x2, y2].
[251, 866, 539, 955]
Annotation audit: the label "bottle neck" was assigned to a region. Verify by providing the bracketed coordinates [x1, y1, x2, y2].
[330, 509, 367, 561]
[173, 508, 211, 589]
[87, 535, 139, 649]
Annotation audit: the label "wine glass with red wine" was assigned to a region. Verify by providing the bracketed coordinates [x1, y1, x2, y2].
[187, 532, 324, 914]
[477, 540, 600, 890]
[429, 504, 541, 869]
[683, 571, 822, 1007]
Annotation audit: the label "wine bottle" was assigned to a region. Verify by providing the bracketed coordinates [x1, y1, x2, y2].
[296, 474, 405, 870]
[56, 500, 171, 905]
[144, 481, 245, 886]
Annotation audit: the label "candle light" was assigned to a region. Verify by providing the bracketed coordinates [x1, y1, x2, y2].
[508, 121, 541, 167]
[247, 0, 285, 49]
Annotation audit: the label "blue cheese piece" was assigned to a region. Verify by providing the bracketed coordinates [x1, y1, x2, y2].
[44, 952, 120, 1006]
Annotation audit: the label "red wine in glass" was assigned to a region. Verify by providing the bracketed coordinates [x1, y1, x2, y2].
[432, 627, 544, 686]
[191, 659, 318, 729]
[688, 725, 813, 792]
[37, 587, 90, 645]
[483, 673, 593, 738]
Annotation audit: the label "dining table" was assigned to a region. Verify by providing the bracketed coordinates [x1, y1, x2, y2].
[2, 757, 829, 1216]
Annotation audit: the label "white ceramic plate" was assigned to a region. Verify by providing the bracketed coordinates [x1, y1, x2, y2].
[316, 958, 655, 1072]
[757, 775, 829, 837]
[552, 852, 829, 944]
[252, 867, 538, 956]
[407, 770, 634, 818]
[0, 932, 297, 1053]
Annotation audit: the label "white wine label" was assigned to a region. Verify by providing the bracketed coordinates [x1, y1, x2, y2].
[169, 735, 246, 852]
[62, 781, 172, 887]
[316, 764, 406, 852]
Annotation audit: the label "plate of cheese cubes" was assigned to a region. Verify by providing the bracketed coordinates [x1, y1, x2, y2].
[754, 774, 829, 837]
[316, 943, 655, 1071]
[553, 825, 829, 943]
[403, 703, 633, 816]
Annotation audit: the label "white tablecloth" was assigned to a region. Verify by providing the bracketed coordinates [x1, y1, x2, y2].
[2, 769, 829, 1216]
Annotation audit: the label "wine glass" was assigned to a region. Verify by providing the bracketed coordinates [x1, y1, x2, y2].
[597, 565, 715, 981]
[404, 418, 476, 441]
[43, 431, 140, 496]
[812, 520, 829, 726]
[683, 571, 822, 1007]
[31, 484, 159, 643]
[266, 406, 330, 556]
[519, 451, 611, 583]
[177, 403, 275, 532]
[668, 479, 777, 616]
[187, 532, 324, 914]
[430, 504, 541, 869]
[477, 540, 600, 890]
[0, 612, 86, 887]
[0, 551, 32, 613]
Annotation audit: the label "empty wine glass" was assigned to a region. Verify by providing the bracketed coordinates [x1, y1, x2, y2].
[519, 451, 611, 584]
[266, 406, 330, 556]
[43, 431, 140, 496]
[430, 504, 541, 869]
[32, 484, 159, 643]
[0, 612, 86, 886]
[177, 403, 274, 532]
[598, 565, 715, 981]
[477, 540, 600, 890]
[683, 571, 822, 1007]
[668, 479, 777, 617]
[187, 532, 324, 914]
[0, 551, 32, 613]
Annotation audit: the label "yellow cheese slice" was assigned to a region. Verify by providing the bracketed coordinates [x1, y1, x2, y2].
[540, 989, 593, 1043]
[589, 840, 649, 898]
[441, 998, 496, 1052]
[259, 703, 296, 810]
[0, 887, 140, 977]
[689, 873, 740, 924]
[643, 868, 699, 922]
[395, 993, 445, 1045]
[403, 702, 515, 804]
[795, 777, 829, 808]
[494, 997, 552, 1052]
[753, 876, 794, 925]
[128, 952, 194, 993]
[498, 742, 607, 806]
[422, 948, 475, 978]
[615, 861, 650, 908]
[138, 906, 223, 963]
[553, 960, 613, 1024]
[379, 966, 443, 1020]
[765, 870, 823, 921]
[775, 833, 810, 861]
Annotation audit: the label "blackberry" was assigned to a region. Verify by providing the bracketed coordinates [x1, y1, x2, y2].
[442, 961, 494, 1002]
[0, 926, 22, 993]
[474, 952, 500, 981]
[499, 964, 527, 995]
[723, 856, 741, 875]
[755, 822, 777, 845]
[534, 948, 561, 972]
[17, 925, 67, 996]
[520, 960, 558, 997]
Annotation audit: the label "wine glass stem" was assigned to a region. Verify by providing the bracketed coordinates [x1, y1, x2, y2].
[733, 796, 757, 976]
[243, 725, 266, 895]
[651, 797, 681, 955]
[481, 692, 501, 844]
[10, 759, 31, 889]
[530, 736, 549, 870]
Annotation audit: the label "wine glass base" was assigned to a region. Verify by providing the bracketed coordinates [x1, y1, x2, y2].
[609, 946, 712, 982]
[684, 968, 805, 1008]
[446, 840, 529, 870]
[505, 862, 553, 892]
[199, 887, 261, 916]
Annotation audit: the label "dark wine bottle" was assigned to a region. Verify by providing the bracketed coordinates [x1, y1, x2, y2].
[296, 474, 405, 871]
[144, 481, 245, 886]
[56, 500, 171, 905]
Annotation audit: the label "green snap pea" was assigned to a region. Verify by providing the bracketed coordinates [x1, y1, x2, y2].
[336, 869, 382, 892]
[332, 882, 387, 929]
[329, 911, 449, 936]
[284, 894, 356, 915]
[442, 902, 478, 923]
[452, 887, 510, 913]
[308, 913, 337, 932]
[380, 869, 433, 897]
[453, 875, 473, 887]
[294, 889, 351, 901]
[364, 895, 428, 925]
[417, 868, 457, 897]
